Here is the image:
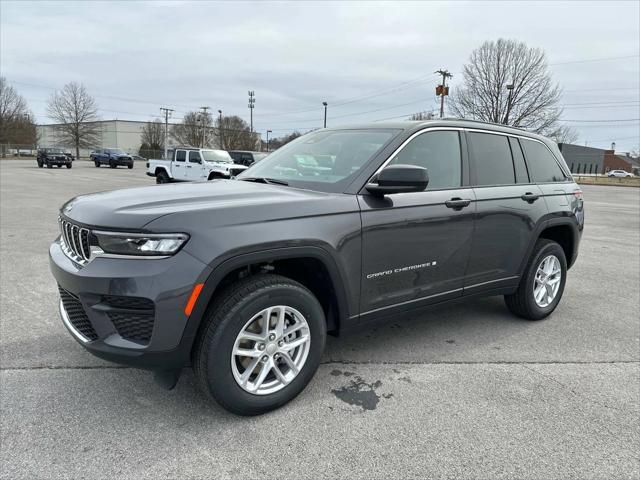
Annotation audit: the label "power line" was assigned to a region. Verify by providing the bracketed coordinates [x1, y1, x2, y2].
[562, 118, 640, 123]
[548, 54, 639, 66]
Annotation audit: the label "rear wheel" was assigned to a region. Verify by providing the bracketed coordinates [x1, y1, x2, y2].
[505, 239, 567, 320]
[193, 274, 326, 416]
[156, 171, 170, 184]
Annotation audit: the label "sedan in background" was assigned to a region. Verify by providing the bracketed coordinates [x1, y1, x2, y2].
[607, 170, 633, 178]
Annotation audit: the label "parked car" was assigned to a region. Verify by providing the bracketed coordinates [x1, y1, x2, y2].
[37, 148, 72, 169]
[228, 150, 269, 167]
[50, 119, 584, 415]
[607, 169, 633, 178]
[146, 147, 248, 184]
[90, 149, 134, 168]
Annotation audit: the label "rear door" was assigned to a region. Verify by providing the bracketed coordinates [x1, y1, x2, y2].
[464, 131, 548, 294]
[358, 128, 476, 321]
[172, 149, 187, 180]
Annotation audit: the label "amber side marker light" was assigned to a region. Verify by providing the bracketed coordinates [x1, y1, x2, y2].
[184, 283, 205, 316]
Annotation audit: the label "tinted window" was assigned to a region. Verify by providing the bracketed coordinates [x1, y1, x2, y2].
[175, 150, 186, 162]
[508, 137, 530, 183]
[469, 132, 515, 186]
[188, 151, 201, 163]
[520, 139, 566, 183]
[387, 130, 461, 189]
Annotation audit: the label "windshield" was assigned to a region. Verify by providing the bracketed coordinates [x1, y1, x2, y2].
[106, 149, 125, 154]
[237, 129, 398, 192]
[45, 148, 64, 154]
[253, 153, 268, 162]
[202, 150, 233, 163]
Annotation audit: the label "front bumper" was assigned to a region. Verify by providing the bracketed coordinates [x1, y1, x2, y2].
[45, 158, 71, 165]
[49, 238, 212, 370]
[114, 157, 133, 166]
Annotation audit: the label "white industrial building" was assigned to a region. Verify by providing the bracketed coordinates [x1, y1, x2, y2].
[36, 120, 177, 158]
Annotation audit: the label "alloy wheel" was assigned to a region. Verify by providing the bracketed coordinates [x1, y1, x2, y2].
[533, 255, 562, 308]
[231, 305, 311, 395]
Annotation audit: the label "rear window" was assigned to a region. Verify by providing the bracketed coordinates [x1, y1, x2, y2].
[520, 139, 566, 183]
[468, 132, 515, 186]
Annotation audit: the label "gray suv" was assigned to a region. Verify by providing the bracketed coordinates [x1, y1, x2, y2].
[49, 119, 584, 415]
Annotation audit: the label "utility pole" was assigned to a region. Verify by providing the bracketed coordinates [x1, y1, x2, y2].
[266, 129, 272, 152]
[435, 69, 452, 118]
[248, 91, 255, 133]
[218, 110, 224, 150]
[322, 102, 328, 128]
[504, 84, 515, 124]
[160, 107, 174, 159]
[199, 106, 210, 147]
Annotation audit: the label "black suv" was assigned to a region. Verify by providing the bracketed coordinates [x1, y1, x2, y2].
[37, 148, 73, 168]
[49, 120, 584, 415]
[228, 150, 268, 166]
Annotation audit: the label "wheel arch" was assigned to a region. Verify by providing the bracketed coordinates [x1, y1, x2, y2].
[520, 218, 580, 275]
[186, 246, 351, 355]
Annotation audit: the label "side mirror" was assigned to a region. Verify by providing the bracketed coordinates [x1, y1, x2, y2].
[365, 164, 429, 196]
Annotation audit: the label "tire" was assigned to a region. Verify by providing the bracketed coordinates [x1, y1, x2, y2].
[505, 239, 567, 320]
[156, 171, 170, 184]
[37, 161, 43, 168]
[46, 161, 52, 169]
[193, 274, 326, 416]
[66, 163, 72, 169]
[109, 161, 116, 169]
[127, 164, 133, 169]
[57, 164, 62, 168]
[94, 160, 100, 167]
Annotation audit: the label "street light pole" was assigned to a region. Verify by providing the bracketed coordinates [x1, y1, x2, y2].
[218, 110, 224, 150]
[266, 129, 272, 152]
[322, 102, 328, 128]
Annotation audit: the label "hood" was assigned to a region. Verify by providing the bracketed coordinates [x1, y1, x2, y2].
[61, 180, 357, 230]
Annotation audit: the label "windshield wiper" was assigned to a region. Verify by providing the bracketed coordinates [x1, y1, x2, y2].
[239, 177, 289, 186]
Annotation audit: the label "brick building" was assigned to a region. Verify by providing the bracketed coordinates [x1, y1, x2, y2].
[558, 143, 639, 175]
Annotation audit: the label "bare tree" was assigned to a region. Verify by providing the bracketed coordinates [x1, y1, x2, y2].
[171, 111, 212, 148]
[409, 111, 435, 121]
[46, 82, 100, 159]
[139, 119, 164, 158]
[450, 39, 565, 136]
[548, 124, 579, 145]
[262, 131, 303, 151]
[0, 77, 35, 155]
[213, 115, 259, 150]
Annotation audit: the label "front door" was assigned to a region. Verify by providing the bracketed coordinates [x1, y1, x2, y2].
[358, 129, 476, 321]
[185, 151, 204, 181]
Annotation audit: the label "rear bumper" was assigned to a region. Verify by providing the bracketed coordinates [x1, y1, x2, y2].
[49, 238, 212, 370]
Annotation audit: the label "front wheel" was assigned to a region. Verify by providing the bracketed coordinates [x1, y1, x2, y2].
[46, 161, 52, 169]
[66, 163, 72, 169]
[193, 274, 326, 416]
[94, 160, 100, 167]
[505, 239, 567, 320]
[127, 164, 133, 169]
[37, 161, 43, 168]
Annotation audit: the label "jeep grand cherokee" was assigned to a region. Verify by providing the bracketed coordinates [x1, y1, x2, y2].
[49, 119, 584, 415]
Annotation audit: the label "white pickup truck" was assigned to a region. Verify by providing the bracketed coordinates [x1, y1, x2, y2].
[146, 147, 249, 184]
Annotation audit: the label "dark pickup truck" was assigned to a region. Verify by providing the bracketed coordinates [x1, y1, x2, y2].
[49, 119, 583, 415]
[37, 148, 73, 168]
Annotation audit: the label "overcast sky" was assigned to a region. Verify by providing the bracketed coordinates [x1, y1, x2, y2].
[2, 1, 639, 151]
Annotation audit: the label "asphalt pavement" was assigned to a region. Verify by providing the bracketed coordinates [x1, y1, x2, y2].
[1, 160, 638, 479]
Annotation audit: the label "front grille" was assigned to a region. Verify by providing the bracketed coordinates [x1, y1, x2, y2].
[59, 218, 91, 264]
[58, 286, 98, 341]
[229, 167, 245, 177]
[103, 295, 155, 345]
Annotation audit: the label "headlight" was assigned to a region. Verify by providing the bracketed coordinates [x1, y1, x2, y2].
[93, 231, 189, 256]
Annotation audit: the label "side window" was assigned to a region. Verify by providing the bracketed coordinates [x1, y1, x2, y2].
[188, 151, 201, 163]
[241, 153, 253, 163]
[175, 150, 186, 162]
[508, 137, 530, 183]
[520, 139, 567, 183]
[468, 132, 515, 186]
[387, 130, 461, 189]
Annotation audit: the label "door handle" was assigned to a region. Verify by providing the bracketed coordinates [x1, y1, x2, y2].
[445, 198, 471, 210]
[521, 192, 540, 203]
